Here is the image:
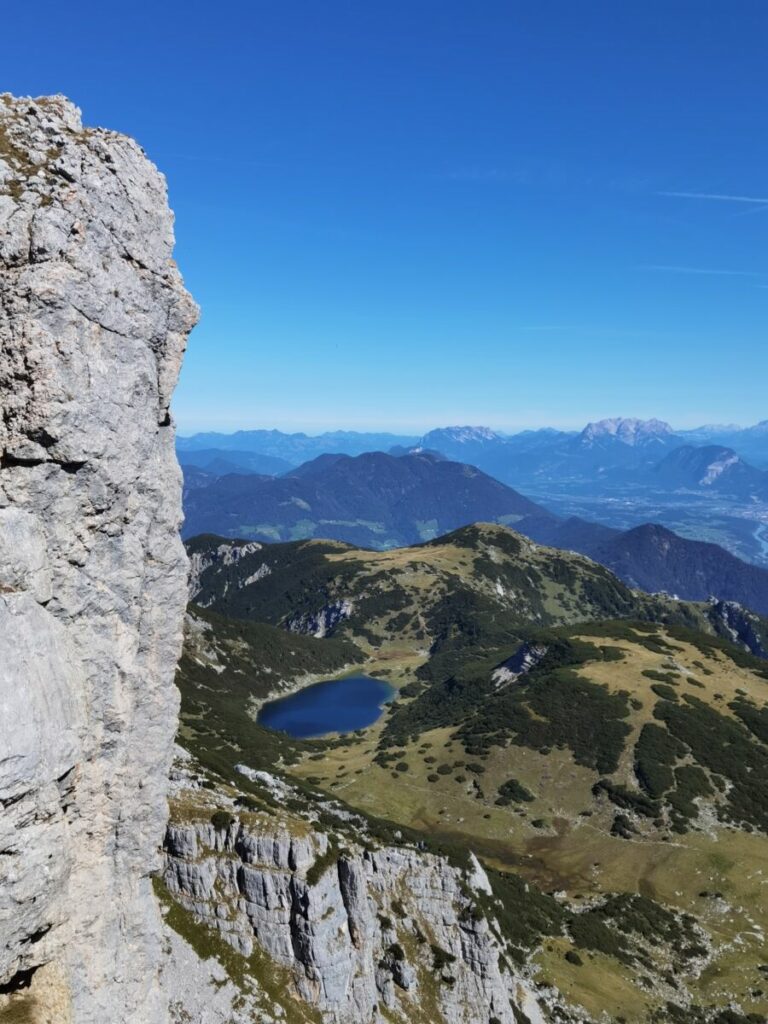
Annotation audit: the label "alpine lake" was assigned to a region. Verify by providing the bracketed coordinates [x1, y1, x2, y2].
[257, 674, 395, 739]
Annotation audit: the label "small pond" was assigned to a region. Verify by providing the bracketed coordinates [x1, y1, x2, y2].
[257, 675, 395, 739]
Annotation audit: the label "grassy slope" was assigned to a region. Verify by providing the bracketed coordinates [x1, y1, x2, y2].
[288, 625, 768, 1022]
[189, 523, 715, 646]
[176, 524, 768, 1023]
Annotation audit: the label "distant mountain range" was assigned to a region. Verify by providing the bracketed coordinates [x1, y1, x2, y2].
[519, 516, 768, 615]
[421, 419, 768, 493]
[178, 448, 295, 476]
[182, 447, 768, 616]
[179, 418, 768, 487]
[177, 428, 420, 463]
[678, 420, 768, 468]
[181, 450, 545, 548]
[652, 445, 768, 500]
[177, 418, 768, 569]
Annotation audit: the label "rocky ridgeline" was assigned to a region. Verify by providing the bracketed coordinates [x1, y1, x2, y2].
[708, 598, 768, 658]
[162, 793, 541, 1024]
[0, 95, 197, 1021]
[187, 539, 265, 603]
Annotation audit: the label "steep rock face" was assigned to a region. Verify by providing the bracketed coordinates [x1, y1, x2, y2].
[187, 539, 265, 603]
[708, 599, 768, 658]
[164, 817, 524, 1024]
[0, 95, 197, 1021]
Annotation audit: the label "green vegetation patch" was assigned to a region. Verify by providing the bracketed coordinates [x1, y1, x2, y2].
[643, 669, 680, 685]
[571, 893, 704, 972]
[634, 723, 686, 800]
[650, 683, 679, 701]
[457, 664, 632, 773]
[665, 624, 768, 680]
[384, 632, 633, 775]
[481, 868, 566, 964]
[496, 778, 535, 805]
[731, 698, 768, 745]
[654, 694, 768, 832]
[306, 843, 340, 886]
[592, 779, 659, 818]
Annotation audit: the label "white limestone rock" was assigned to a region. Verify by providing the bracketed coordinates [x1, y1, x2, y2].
[0, 93, 197, 1022]
[163, 813, 524, 1024]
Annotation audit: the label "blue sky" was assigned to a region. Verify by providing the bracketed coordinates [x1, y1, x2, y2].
[3, 1, 767, 433]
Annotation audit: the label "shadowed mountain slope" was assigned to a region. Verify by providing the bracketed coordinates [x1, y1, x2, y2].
[651, 445, 768, 498]
[518, 518, 768, 616]
[181, 450, 551, 546]
[182, 445, 768, 617]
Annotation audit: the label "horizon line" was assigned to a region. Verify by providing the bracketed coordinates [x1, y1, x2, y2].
[175, 417, 762, 438]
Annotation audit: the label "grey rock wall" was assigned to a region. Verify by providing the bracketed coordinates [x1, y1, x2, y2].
[164, 817, 524, 1024]
[0, 94, 197, 1022]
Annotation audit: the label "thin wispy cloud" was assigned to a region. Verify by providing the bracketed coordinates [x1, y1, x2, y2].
[658, 190, 768, 205]
[640, 264, 763, 278]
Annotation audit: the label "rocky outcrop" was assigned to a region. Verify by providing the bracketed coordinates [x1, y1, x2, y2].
[163, 815, 524, 1024]
[285, 598, 354, 638]
[707, 598, 768, 658]
[187, 539, 265, 602]
[0, 94, 197, 1022]
[491, 642, 548, 688]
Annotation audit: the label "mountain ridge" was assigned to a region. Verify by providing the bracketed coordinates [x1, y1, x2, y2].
[185, 522, 768, 660]
[181, 449, 550, 547]
[652, 444, 768, 498]
[578, 416, 676, 447]
[182, 448, 768, 618]
[173, 523, 768, 1023]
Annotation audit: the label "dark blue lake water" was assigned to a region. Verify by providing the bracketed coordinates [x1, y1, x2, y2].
[257, 675, 395, 739]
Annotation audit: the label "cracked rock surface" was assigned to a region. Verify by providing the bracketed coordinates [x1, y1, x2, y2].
[0, 93, 197, 1022]
[162, 784, 535, 1024]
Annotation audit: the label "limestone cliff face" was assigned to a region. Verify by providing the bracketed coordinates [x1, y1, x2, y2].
[0, 95, 197, 1021]
[163, 815, 533, 1024]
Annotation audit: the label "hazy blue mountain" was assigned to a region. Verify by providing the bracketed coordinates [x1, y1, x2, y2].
[651, 445, 768, 499]
[518, 515, 768, 615]
[181, 464, 216, 493]
[181, 450, 551, 546]
[515, 513, 621, 551]
[419, 425, 507, 453]
[678, 423, 742, 442]
[176, 428, 419, 462]
[589, 523, 768, 615]
[177, 447, 294, 476]
[177, 419, 768, 475]
[576, 417, 677, 449]
[502, 426, 578, 450]
[417, 419, 685, 488]
[678, 421, 768, 470]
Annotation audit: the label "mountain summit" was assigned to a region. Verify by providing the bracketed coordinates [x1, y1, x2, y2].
[421, 425, 503, 443]
[0, 95, 197, 1022]
[578, 417, 675, 447]
[653, 445, 768, 498]
[182, 450, 549, 545]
